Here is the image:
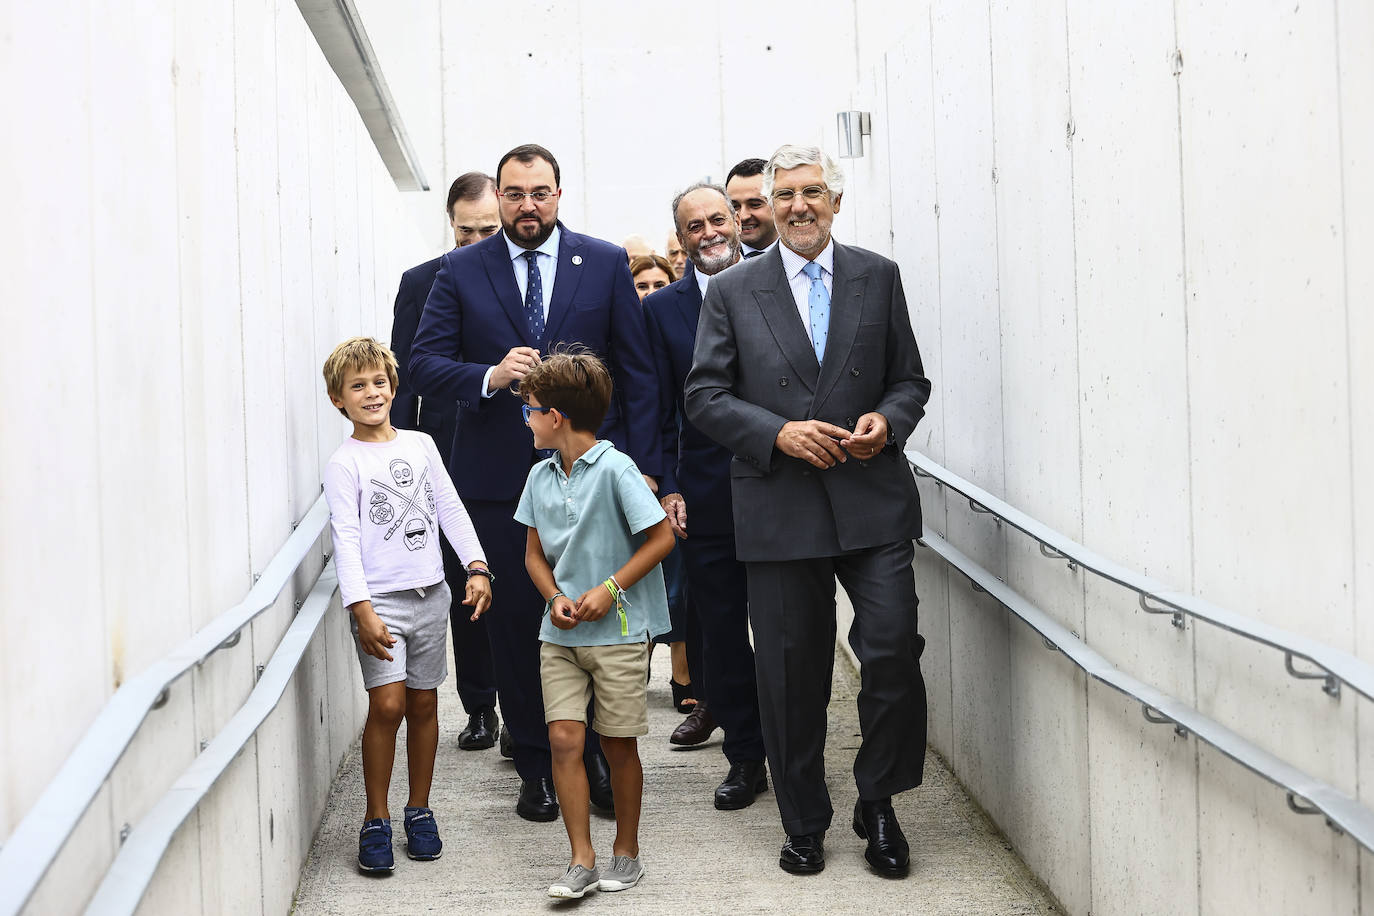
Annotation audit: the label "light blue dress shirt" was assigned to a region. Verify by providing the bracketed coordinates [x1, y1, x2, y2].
[779, 239, 835, 328]
[514, 440, 671, 646]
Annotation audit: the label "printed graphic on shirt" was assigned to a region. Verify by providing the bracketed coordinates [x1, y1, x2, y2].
[369, 466, 433, 542]
[389, 459, 414, 488]
[403, 516, 428, 551]
[368, 491, 394, 525]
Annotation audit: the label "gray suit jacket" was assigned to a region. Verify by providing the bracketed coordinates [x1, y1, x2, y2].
[684, 242, 930, 562]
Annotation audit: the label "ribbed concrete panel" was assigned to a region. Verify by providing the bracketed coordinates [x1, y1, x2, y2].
[928, 0, 1012, 826]
[1176, 1, 1356, 912]
[1064, 1, 1199, 913]
[239, 0, 293, 578]
[988, 3, 1089, 909]
[589, 22, 721, 238]
[0, 0, 108, 871]
[87, 3, 202, 910]
[1342, 0, 1374, 910]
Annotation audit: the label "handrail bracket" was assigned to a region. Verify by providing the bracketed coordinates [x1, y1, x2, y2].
[1284, 653, 1341, 699]
[1037, 542, 1078, 572]
[1141, 704, 1189, 738]
[1140, 594, 1186, 630]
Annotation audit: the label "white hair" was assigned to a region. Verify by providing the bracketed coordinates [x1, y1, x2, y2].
[762, 144, 846, 198]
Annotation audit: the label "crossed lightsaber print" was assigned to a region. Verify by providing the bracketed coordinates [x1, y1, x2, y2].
[370, 467, 432, 540]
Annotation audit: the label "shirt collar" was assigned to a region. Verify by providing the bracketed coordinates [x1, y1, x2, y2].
[545, 439, 612, 475]
[506, 224, 561, 263]
[694, 265, 711, 298]
[740, 240, 777, 258]
[779, 238, 835, 282]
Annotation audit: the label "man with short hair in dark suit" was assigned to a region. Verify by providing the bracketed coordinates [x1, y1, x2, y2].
[642, 181, 768, 808]
[686, 144, 930, 878]
[724, 157, 778, 259]
[408, 144, 660, 823]
[390, 171, 503, 754]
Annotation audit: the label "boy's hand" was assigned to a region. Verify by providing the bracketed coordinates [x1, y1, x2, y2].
[548, 595, 579, 629]
[574, 584, 614, 623]
[463, 575, 492, 620]
[351, 602, 396, 661]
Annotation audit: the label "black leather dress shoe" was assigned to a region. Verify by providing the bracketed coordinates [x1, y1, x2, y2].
[585, 751, 615, 812]
[669, 704, 718, 746]
[499, 725, 514, 759]
[457, 707, 498, 750]
[516, 777, 559, 822]
[852, 798, 910, 876]
[779, 832, 825, 874]
[714, 759, 768, 810]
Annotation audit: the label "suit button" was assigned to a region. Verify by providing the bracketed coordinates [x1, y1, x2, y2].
[851, 367, 861, 377]
[779, 377, 789, 387]
[801, 469, 811, 476]
[846, 417, 855, 427]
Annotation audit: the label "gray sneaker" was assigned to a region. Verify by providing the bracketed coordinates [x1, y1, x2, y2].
[598, 855, 644, 891]
[548, 864, 600, 898]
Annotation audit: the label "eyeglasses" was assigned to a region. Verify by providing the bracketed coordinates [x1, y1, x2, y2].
[501, 190, 556, 204]
[522, 404, 556, 423]
[770, 186, 830, 204]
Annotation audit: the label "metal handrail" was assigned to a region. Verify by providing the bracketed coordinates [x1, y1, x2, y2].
[0, 495, 330, 916]
[908, 450, 1372, 702]
[920, 530, 1374, 851]
[87, 565, 339, 913]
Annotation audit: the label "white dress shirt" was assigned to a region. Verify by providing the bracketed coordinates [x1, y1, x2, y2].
[740, 240, 777, 259]
[695, 264, 711, 299]
[778, 239, 835, 328]
[482, 227, 561, 397]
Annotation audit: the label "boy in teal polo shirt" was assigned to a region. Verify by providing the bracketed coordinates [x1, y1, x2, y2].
[514, 350, 675, 899]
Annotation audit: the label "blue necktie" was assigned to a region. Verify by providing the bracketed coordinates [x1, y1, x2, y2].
[802, 261, 829, 362]
[523, 250, 545, 342]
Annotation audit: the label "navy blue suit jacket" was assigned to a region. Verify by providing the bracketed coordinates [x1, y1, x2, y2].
[390, 255, 457, 459]
[642, 264, 736, 536]
[408, 224, 660, 502]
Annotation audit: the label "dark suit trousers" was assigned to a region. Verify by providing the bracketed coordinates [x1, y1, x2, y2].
[438, 531, 496, 713]
[465, 499, 601, 782]
[681, 532, 764, 764]
[746, 538, 927, 835]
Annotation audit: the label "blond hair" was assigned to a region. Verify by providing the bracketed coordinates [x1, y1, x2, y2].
[322, 336, 399, 416]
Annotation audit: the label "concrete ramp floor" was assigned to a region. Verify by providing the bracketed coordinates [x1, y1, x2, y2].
[293, 644, 1060, 914]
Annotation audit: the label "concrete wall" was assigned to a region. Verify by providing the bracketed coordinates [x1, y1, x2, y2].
[0, 0, 437, 911]
[830, 2, 1373, 914]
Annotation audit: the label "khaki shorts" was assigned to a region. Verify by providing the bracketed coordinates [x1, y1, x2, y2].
[539, 641, 650, 737]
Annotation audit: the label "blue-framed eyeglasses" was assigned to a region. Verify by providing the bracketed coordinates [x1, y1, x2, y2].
[522, 404, 555, 423]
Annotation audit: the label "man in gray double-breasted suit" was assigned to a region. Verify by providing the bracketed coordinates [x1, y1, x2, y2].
[685, 144, 930, 878]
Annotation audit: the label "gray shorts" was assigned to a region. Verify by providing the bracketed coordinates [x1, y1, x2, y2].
[350, 582, 451, 691]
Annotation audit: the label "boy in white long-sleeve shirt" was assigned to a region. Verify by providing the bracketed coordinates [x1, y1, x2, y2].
[322, 337, 492, 873]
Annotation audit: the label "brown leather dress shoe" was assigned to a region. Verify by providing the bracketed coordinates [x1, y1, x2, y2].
[669, 704, 718, 746]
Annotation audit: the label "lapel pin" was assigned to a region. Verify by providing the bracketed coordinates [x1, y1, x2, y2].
[571, 255, 583, 266]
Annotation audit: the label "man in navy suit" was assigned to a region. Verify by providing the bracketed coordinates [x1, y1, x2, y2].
[643, 182, 767, 809]
[408, 144, 660, 822]
[390, 171, 503, 754]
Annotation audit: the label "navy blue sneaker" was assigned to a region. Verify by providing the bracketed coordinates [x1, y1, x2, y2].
[403, 806, 443, 860]
[357, 818, 394, 873]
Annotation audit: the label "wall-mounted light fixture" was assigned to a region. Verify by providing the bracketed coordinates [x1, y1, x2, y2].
[837, 110, 872, 159]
